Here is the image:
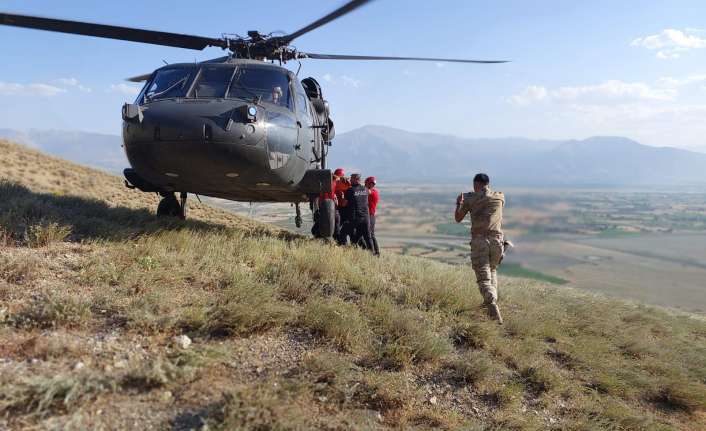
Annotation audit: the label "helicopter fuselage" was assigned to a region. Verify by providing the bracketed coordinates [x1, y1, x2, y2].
[122, 59, 332, 203]
[1, 1, 505, 234]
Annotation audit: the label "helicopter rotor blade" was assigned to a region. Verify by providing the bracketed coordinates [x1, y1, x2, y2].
[298, 52, 510, 64]
[126, 73, 153, 83]
[281, 0, 373, 43]
[0, 12, 227, 50]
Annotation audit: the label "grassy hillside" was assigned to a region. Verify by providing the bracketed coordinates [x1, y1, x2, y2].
[0, 139, 705, 430]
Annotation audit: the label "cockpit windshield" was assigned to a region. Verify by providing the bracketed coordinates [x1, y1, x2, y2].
[140, 64, 293, 110]
[144, 68, 192, 102]
[228, 66, 292, 109]
[191, 66, 235, 98]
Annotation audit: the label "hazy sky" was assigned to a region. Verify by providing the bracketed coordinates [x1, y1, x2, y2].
[1, 0, 705, 149]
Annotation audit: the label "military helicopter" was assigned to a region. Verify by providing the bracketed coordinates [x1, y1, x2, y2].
[0, 0, 507, 238]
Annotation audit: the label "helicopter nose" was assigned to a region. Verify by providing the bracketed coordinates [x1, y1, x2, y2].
[122, 101, 273, 190]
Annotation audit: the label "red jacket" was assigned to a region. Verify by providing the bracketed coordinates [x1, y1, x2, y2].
[335, 178, 351, 207]
[368, 188, 379, 216]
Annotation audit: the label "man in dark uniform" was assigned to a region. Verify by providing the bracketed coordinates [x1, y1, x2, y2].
[342, 173, 374, 252]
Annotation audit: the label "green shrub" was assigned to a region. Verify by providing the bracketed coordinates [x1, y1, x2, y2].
[354, 371, 418, 411]
[13, 292, 91, 329]
[122, 356, 192, 391]
[300, 297, 370, 353]
[0, 226, 13, 246]
[445, 350, 503, 385]
[570, 398, 671, 431]
[211, 382, 310, 430]
[204, 281, 294, 337]
[398, 281, 475, 315]
[649, 380, 706, 413]
[27, 222, 71, 247]
[135, 255, 159, 271]
[451, 320, 493, 349]
[483, 379, 525, 408]
[519, 364, 561, 395]
[365, 298, 451, 370]
[0, 253, 41, 284]
[125, 291, 177, 331]
[267, 264, 315, 303]
[0, 372, 116, 417]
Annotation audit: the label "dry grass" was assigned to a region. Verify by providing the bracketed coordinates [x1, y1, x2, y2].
[364, 297, 452, 370]
[0, 252, 41, 284]
[444, 350, 504, 386]
[1, 371, 118, 418]
[12, 292, 91, 329]
[201, 282, 295, 337]
[299, 296, 371, 353]
[0, 140, 705, 430]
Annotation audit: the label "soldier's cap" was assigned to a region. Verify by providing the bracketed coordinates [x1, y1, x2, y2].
[365, 176, 376, 185]
[333, 168, 345, 177]
[350, 173, 361, 180]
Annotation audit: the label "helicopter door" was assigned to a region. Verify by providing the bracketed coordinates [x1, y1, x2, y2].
[294, 83, 313, 163]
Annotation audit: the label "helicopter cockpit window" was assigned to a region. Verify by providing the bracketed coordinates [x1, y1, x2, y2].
[228, 67, 292, 110]
[294, 81, 310, 121]
[190, 66, 235, 98]
[144, 68, 192, 102]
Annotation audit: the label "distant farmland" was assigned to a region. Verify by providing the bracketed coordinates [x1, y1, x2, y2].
[359, 186, 706, 313]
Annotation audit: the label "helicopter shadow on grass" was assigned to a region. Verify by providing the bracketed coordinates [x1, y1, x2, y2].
[0, 181, 300, 244]
[171, 405, 219, 431]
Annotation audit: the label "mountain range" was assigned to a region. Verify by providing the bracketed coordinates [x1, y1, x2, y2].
[329, 125, 706, 186]
[2, 126, 705, 187]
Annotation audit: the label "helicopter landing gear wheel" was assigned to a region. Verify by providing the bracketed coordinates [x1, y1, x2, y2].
[316, 198, 335, 239]
[294, 203, 303, 228]
[156, 192, 183, 218]
[310, 197, 335, 239]
[179, 192, 188, 220]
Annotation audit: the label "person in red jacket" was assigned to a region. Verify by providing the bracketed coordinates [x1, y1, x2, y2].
[333, 168, 350, 243]
[334, 168, 350, 203]
[365, 176, 380, 255]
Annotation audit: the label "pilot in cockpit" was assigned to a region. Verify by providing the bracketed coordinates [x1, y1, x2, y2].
[271, 86, 283, 105]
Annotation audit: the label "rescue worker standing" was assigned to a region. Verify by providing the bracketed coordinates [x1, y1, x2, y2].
[334, 168, 351, 244]
[365, 176, 380, 256]
[331, 168, 345, 240]
[454, 173, 505, 323]
[344, 173, 374, 252]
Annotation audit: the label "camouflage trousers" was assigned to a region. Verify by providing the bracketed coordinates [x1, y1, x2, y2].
[470, 232, 504, 305]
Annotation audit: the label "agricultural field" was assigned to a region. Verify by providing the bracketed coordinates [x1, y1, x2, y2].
[210, 185, 706, 313]
[375, 185, 706, 314]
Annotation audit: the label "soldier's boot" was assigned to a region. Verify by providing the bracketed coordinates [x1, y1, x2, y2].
[488, 303, 503, 324]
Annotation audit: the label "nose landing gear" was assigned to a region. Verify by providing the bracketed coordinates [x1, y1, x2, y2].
[179, 192, 188, 220]
[157, 192, 187, 220]
[294, 203, 303, 228]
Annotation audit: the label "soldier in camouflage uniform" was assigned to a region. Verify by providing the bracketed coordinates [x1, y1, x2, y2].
[454, 173, 505, 323]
